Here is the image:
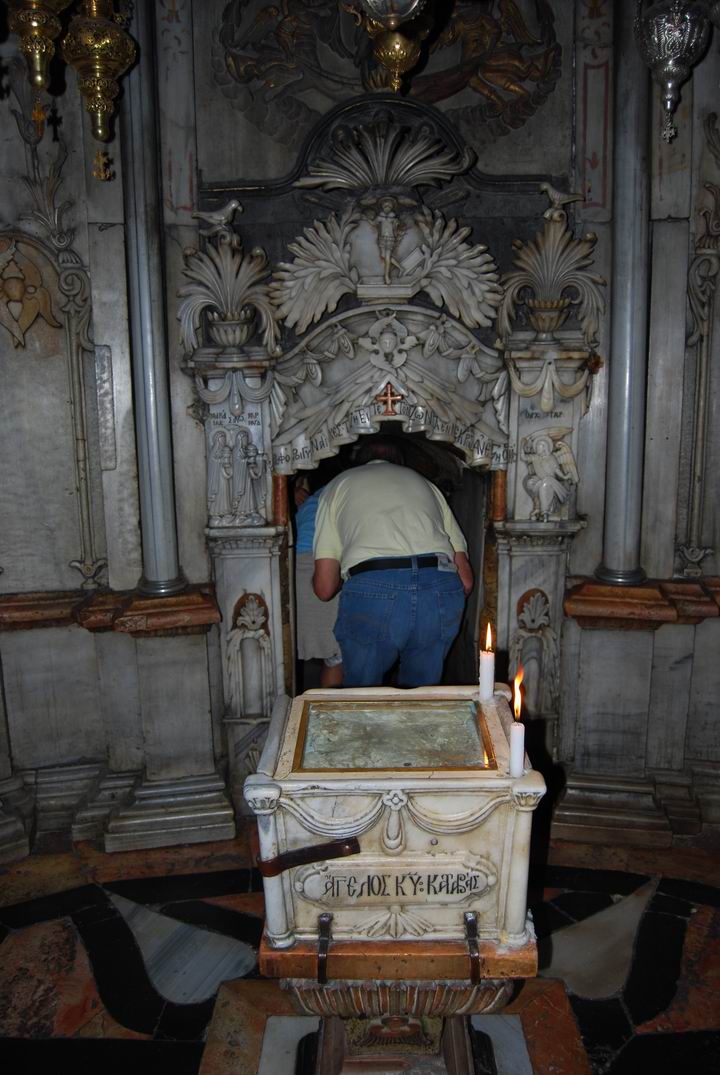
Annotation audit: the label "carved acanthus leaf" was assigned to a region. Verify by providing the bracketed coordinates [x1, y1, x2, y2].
[414, 207, 502, 329]
[498, 190, 605, 347]
[179, 235, 279, 354]
[270, 207, 360, 334]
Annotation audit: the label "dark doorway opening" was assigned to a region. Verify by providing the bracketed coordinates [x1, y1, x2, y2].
[291, 427, 488, 691]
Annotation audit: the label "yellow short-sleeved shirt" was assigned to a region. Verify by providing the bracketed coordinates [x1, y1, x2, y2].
[313, 460, 467, 577]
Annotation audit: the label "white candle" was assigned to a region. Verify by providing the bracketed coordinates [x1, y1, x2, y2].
[478, 623, 495, 702]
[510, 721, 525, 778]
[510, 666, 525, 778]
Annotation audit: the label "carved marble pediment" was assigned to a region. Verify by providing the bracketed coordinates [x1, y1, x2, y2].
[270, 305, 508, 473]
[262, 114, 509, 472]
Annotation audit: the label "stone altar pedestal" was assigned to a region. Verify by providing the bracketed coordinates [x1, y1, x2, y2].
[245, 686, 545, 1073]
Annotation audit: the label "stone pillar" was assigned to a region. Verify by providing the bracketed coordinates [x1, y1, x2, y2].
[503, 778, 545, 942]
[244, 776, 294, 947]
[595, 6, 650, 585]
[120, 1, 186, 596]
[0, 655, 31, 862]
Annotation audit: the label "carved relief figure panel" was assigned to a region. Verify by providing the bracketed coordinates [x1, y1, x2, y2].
[521, 428, 578, 521]
[207, 424, 268, 527]
[205, 0, 568, 177]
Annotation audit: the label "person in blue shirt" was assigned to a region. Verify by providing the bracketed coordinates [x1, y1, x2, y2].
[293, 461, 344, 687]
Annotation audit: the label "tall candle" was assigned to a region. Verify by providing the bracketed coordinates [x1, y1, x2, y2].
[479, 623, 495, 702]
[510, 666, 526, 778]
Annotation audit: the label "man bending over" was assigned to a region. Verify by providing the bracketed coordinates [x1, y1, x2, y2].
[312, 438, 473, 688]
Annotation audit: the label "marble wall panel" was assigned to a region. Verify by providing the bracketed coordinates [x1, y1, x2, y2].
[0, 315, 90, 592]
[573, 630, 654, 775]
[86, 223, 143, 591]
[575, 0, 613, 223]
[156, 0, 198, 227]
[165, 226, 210, 582]
[650, 83, 692, 220]
[686, 619, 720, 763]
[0, 658, 12, 781]
[1, 627, 105, 769]
[207, 624, 227, 765]
[641, 220, 691, 579]
[558, 617, 582, 764]
[94, 632, 143, 773]
[567, 221, 612, 576]
[646, 624, 695, 772]
[136, 635, 215, 781]
[684, 45, 720, 578]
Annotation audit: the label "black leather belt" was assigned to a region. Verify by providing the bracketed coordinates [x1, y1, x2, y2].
[347, 555, 439, 576]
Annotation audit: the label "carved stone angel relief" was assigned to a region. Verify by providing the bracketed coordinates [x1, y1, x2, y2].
[521, 427, 578, 520]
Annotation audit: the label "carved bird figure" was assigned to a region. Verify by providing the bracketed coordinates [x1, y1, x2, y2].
[192, 199, 243, 239]
[539, 182, 584, 213]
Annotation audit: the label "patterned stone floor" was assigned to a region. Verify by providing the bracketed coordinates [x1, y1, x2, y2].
[0, 829, 719, 1074]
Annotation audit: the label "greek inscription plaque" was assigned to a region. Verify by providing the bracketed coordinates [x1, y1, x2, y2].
[293, 855, 497, 908]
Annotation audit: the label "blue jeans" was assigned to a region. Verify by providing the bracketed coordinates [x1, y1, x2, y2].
[334, 560, 466, 688]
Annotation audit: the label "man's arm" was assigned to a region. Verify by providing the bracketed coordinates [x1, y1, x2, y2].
[454, 551, 473, 596]
[313, 558, 342, 601]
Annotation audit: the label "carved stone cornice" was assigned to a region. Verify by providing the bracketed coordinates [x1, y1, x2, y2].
[494, 519, 586, 551]
[0, 584, 221, 635]
[564, 577, 720, 630]
[207, 525, 286, 557]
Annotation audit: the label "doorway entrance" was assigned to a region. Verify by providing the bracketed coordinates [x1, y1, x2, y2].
[291, 428, 487, 691]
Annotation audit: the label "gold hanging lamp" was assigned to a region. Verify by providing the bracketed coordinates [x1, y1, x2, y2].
[346, 0, 432, 92]
[7, 1, 72, 92]
[62, 0, 136, 142]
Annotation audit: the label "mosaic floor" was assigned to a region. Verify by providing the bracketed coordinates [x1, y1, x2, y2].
[0, 830, 719, 1074]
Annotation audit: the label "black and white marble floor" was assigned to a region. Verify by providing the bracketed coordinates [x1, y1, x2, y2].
[0, 842, 719, 1074]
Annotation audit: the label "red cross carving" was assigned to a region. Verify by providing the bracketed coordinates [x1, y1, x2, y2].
[375, 382, 404, 416]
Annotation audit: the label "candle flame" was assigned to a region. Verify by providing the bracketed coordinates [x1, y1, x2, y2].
[513, 666, 524, 720]
[485, 622, 493, 652]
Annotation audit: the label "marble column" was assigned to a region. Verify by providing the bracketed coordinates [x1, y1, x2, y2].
[120, 2, 186, 596]
[595, 7, 650, 585]
[0, 654, 31, 863]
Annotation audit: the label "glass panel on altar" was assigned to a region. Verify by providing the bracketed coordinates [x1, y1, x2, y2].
[294, 699, 496, 772]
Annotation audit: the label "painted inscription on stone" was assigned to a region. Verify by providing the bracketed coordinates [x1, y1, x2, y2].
[294, 856, 497, 908]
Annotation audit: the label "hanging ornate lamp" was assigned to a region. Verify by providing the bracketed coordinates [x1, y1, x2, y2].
[62, 0, 136, 142]
[347, 0, 431, 92]
[634, 0, 711, 142]
[7, 1, 72, 92]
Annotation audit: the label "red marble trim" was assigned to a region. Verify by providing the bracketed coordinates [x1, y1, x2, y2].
[259, 934, 537, 981]
[565, 577, 720, 629]
[0, 584, 221, 636]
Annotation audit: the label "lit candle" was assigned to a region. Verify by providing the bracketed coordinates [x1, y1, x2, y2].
[510, 666, 526, 778]
[479, 623, 495, 703]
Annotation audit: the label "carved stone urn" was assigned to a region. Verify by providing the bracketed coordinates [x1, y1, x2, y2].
[526, 296, 572, 340]
[207, 305, 256, 349]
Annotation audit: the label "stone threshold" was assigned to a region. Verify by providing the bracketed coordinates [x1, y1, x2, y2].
[0, 583, 221, 637]
[564, 576, 720, 629]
